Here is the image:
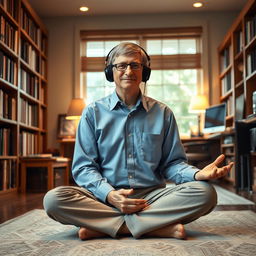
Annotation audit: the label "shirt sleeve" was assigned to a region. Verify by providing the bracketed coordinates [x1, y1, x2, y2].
[72, 106, 114, 203]
[159, 108, 199, 184]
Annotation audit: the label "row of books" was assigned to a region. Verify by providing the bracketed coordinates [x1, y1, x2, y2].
[221, 46, 231, 71]
[245, 14, 256, 45]
[235, 30, 243, 55]
[0, 0, 17, 20]
[19, 130, 38, 156]
[19, 97, 38, 127]
[41, 36, 47, 55]
[226, 94, 234, 117]
[41, 59, 46, 78]
[20, 68, 39, 99]
[21, 5, 41, 47]
[0, 88, 16, 120]
[0, 50, 17, 84]
[40, 86, 45, 103]
[221, 71, 232, 96]
[0, 15, 18, 52]
[20, 38, 40, 73]
[246, 47, 256, 76]
[0, 127, 14, 155]
[0, 159, 17, 191]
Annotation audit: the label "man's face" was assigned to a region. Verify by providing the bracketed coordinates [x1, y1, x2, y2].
[112, 53, 143, 95]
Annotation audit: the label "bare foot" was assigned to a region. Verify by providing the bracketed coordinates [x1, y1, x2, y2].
[78, 227, 108, 240]
[145, 223, 186, 239]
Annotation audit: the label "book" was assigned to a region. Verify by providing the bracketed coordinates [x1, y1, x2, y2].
[22, 153, 53, 158]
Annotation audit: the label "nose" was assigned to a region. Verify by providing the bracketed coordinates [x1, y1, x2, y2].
[125, 65, 133, 75]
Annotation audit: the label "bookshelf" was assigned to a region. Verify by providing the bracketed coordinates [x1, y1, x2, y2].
[218, 0, 256, 186]
[0, 0, 48, 194]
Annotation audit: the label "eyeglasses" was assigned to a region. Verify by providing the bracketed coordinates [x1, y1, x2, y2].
[112, 62, 143, 71]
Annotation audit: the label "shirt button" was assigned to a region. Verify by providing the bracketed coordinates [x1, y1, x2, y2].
[128, 154, 132, 158]
[129, 175, 133, 179]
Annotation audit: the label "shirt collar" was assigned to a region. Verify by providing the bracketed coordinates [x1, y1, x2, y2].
[109, 90, 150, 112]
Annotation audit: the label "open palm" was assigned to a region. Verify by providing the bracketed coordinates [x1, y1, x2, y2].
[195, 154, 234, 181]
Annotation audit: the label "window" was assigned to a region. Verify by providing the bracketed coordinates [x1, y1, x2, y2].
[80, 28, 203, 136]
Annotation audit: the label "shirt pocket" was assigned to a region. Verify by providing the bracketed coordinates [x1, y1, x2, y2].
[141, 133, 162, 163]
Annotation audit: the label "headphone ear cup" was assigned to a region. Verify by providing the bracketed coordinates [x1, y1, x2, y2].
[142, 66, 151, 82]
[104, 65, 114, 82]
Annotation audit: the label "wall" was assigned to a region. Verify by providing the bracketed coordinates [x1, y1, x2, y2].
[43, 11, 238, 150]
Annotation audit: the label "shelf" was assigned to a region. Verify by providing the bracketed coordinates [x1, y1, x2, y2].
[235, 79, 244, 89]
[0, 5, 19, 27]
[221, 89, 233, 100]
[246, 70, 256, 81]
[0, 40, 19, 59]
[0, 0, 48, 195]
[19, 52, 41, 76]
[220, 64, 232, 78]
[222, 128, 235, 135]
[0, 117, 17, 125]
[0, 78, 18, 92]
[244, 116, 256, 123]
[0, 155, 18, 160]
[234, 50, 243, 61]
[218, 0, 256, 189]
[20, 90, 40, 103]
[20, 28, 41, 52]
[221, 144, 235, 148]
[224, 152, 235, 157]
[20, 123, 40, 131]
[40, 104, 47, 110]
[245, 35, 256, 51]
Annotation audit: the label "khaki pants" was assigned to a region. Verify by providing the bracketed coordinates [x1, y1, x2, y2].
[43, 181, 217, 238]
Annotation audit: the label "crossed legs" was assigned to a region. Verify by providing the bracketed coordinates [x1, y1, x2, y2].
[43, 181, 217, 239]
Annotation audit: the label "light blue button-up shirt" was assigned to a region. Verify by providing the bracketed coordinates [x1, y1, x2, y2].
[72, 91, 199, 203]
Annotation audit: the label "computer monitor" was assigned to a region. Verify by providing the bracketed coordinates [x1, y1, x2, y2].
[203, 103, 226, 134]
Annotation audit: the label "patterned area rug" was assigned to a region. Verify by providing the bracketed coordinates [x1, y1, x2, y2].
[0, 209, 256, 256]
[210, 185, 253, 205]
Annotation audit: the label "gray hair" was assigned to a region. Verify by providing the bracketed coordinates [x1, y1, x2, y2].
[106, 42, 149, 67]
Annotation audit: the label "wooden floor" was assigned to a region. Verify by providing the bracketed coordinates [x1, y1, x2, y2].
[0, 180, 255, 224]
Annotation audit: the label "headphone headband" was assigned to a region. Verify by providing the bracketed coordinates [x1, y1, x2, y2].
[104, 43, 151, 82]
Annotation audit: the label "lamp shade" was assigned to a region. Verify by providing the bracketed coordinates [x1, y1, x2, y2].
[189, 94, 209, 113]
[66, 98, 85, 120]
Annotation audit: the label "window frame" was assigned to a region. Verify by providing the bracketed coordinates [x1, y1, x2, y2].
[80, 27, 205, 136]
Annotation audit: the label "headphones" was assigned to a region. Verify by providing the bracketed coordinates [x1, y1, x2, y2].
[104, 44, 151, 82]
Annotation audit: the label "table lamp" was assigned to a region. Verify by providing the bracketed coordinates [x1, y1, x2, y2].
[189, 94, 209, 137]
[66, 98, 85, 120]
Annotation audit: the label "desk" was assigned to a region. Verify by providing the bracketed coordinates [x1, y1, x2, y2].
[181, 135, 221, 169]
[20, 157, 70, 193]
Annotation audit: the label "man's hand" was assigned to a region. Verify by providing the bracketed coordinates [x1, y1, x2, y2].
[107, 188, 148, 214]
[195, 154, 234, 181]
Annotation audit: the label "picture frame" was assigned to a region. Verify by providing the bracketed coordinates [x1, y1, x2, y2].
[57, 114, 77, 138]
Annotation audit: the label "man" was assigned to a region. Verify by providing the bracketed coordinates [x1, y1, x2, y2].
[44, 42, 233, 240]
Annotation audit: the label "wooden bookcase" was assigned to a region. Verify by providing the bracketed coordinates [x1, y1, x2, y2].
[218, 0, 256, 185]
[0, 0, 48, 194]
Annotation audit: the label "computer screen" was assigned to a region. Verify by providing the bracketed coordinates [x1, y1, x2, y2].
[203, 103, 226, 134]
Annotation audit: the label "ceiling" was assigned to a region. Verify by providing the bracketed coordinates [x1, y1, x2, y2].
[30, 0, 248, 18]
